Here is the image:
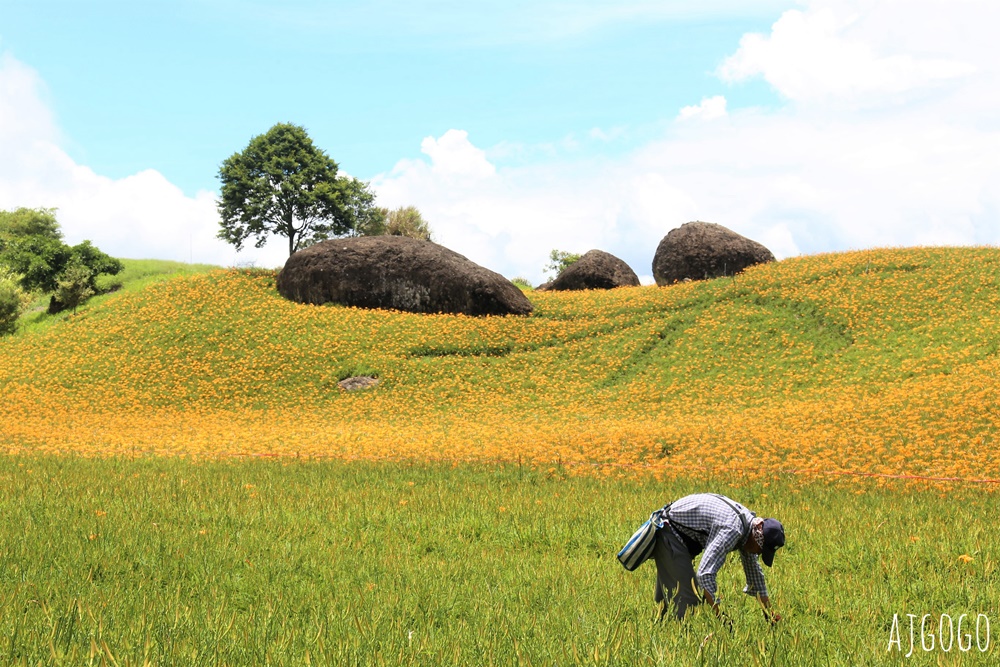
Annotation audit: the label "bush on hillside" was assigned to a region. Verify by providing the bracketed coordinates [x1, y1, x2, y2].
[384, 206, 433, 241]
[52, 257, 94, 315]
[0, 208, 123, 312]
[0, 269, 30, 336]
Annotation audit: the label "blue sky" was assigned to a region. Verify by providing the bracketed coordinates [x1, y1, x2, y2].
[2, 0, 780, 193]
[2, 1, 998, 283]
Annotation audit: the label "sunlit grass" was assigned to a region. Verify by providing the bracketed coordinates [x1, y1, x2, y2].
[0, 456, 997, 666]
[16, 258, 219, 335]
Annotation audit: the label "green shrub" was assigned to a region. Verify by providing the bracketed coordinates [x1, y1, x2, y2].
[51, 257, 94, 314]
[511, 277, 534, 291]
[0, 207, 122, 294]
[0, 269, 30, 335]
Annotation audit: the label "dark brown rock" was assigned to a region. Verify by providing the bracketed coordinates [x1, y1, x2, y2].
[652, 222, 775, 286]
[547, 250, 640, 291]
[276, 236, 533, 316]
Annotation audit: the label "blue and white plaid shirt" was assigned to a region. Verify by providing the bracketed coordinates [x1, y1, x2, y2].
[666, 493, 768, 600]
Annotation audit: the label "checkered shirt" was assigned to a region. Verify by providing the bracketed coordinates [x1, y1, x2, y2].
[666, 493, 768, 600]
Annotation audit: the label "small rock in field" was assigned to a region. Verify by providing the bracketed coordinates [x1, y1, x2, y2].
[338, 376, 380, 391]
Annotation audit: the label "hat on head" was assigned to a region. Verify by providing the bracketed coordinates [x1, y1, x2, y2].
[761, 518, 785, 567]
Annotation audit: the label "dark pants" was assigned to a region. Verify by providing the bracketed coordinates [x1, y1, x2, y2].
[652, 526, 702, 620]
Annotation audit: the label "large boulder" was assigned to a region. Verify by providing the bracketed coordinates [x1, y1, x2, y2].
[652, 222, 775, 286]
[546, 250, 640, 291]
[276, 236, 533, 316]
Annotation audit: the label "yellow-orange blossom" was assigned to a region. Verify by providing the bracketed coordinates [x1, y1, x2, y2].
[1, 247, 997, 490]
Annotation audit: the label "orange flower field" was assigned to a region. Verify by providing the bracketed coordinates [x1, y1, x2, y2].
[1, 247, 998, 487]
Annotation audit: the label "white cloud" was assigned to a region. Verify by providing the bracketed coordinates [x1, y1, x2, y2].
[677, 96, 728, 121]
[718, 2, 978, 106]
[0, 54, 283, 269]
[0, 53, 58, 148]
[419, 129, 496, 180]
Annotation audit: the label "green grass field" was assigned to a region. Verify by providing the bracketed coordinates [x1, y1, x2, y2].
[2, 248, 999, 665]
[1, 456, 997, 666]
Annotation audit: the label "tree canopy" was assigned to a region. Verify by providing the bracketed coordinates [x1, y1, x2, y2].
[0, 269, 30, 336]
[0, 207, 62, 241]
[53, 256, 94, 314]
[0, 207, 123, 296]
[544, 249, 582, 279]
[339, 178, 387, 240]
[218, 123, 377, 256]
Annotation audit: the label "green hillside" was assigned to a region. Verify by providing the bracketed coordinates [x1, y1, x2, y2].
[1, 246, 998, 485]
[16, 258, 219, 334]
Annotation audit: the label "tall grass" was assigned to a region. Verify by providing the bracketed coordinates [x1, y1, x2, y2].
[0, 457, 1000, 665]
[0, 456, 997, 665]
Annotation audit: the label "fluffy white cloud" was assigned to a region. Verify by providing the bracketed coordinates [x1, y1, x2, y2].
[0, 54, 58, 148]
[0, 54, 282, 269]
[718, 1, 980, 106]
[419, 130, 496, 180]
[678, 95, 728, 121]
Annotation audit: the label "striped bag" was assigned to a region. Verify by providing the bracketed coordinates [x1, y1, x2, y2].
[617, 505, 668, 571]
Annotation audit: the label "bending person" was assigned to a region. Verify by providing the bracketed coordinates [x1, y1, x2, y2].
[649, 493, 785, 623]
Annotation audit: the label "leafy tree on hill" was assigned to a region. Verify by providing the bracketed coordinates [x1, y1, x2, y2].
[0, 207, 123, 307]
[217, 123, 381, 256]
[0, 207, 69, 292]
[544, 249, 582, 279]
[53, 257, 94, 315]
[0, 232, 72, 293]
[0, 269, 30, 336]
[352, 206, 388, 237]
[338, 178, 387, 241]
[69, 240, 125, 291]
[0, 207, 62, 241]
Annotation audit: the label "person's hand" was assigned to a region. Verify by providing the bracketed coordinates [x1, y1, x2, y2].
[764, 609, 782, 625]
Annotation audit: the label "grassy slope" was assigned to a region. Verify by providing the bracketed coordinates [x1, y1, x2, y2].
[1, 247, 998, 483]
[17, 258, 219, 335]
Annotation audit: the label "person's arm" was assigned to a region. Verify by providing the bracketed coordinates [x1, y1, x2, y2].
[696, 530, 739, 611]
[739, 550, 780, 623]
[756, 594, 781, 624]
